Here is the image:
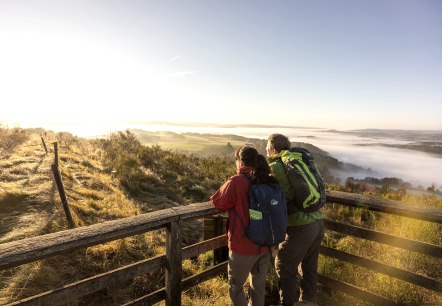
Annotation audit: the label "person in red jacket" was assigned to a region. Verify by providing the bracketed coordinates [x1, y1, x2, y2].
[210, 146, 278, 306]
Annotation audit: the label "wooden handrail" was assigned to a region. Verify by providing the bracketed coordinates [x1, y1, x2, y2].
[326, 190, 442, 224]
[324, 219, 442, 258]
[1, 191, 441, 305]
[0, 202, 215, 270]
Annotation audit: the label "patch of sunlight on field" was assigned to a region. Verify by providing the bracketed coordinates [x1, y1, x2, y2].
[0, 212, 49, 243]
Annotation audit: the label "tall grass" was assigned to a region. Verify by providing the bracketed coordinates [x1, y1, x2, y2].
[1, 129, 440, 305]
[320, 185, 442, 305]
[0, 127, 29, 154]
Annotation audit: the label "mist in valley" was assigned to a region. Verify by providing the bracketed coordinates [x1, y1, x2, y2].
[10, 121, 441, 189]
[126, 124, 442, 189]
[287, 130, 442, 189]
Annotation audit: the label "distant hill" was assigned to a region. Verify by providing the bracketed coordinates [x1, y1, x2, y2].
[128, 129, 373, 184]
[329, 129, 442, 156]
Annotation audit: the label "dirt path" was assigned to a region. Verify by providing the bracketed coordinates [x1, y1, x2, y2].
[0, 135, 56, 243]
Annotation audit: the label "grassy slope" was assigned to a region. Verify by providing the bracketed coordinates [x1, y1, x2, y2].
[1, 129, 441, 305]
[0, 130, 230, 305]
[129, 128, 370, 185]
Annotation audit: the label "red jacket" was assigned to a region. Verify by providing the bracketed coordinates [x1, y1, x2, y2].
[210, 166, 269, 255]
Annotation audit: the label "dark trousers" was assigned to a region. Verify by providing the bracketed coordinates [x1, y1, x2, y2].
[275, 219, 324, 305]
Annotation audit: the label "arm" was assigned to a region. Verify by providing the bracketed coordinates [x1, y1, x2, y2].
[210, 178, 236, 211]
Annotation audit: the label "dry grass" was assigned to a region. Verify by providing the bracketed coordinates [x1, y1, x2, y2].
[320, 191, 442, 305]
[0, 129, 227, 305]
[2, 128, 440, 305]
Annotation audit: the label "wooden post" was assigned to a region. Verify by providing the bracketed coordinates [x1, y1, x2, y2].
[214, 215, 228, 264]
[165, 220, 182, 306]
[51, 164, 75, 228]
[53, 142, 59, 166]
[40, 135, 48, 154]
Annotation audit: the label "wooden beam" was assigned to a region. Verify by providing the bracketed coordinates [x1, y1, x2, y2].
[182, 261, 228, 290]
[8, 255, 166, 306]
[51, 163, 75, 229]
[122, 288, 166, 306]
[318, 274, 398, 306]
[0, 202, 217, 270]
[123, 262, 228, 306]
[6, 236, 227, 305]
[326, 190, 442, 224]
[165, 220, 182, 306]
[324, 219, 442, 258]
[320, 246, 442, 293]
[182, 235, 227, 260]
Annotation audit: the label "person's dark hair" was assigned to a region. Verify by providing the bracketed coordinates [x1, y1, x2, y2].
[268, 133, 291, 153]
[236, 146, 278, 185]
[253, 154, 279, 185]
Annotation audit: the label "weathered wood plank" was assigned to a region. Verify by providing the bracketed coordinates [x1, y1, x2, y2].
[324, 219, 442, 258]
[122, 288, 166, 306]
[0, 202, 217, 270]
[318, 274, 398, 306]
[171, 202, 217, 220]
[0, 210, 174, 270]
[182, 235, 227, 260]
[182, 261, 228, 289]
[123, 262, 228, 306]
[51, 163, 75, 228]
[320, 246, 442, 293]
[40, 135, 48, 154]
[7, 256, 166, 306]
[326, 190, 442, 224]
[6, 236, 227, 305]
[165, 220, 182, 306]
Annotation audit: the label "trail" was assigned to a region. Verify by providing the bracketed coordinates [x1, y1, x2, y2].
[0, 135, 55, 243]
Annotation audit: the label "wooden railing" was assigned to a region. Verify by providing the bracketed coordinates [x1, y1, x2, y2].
[319, 191, 442, 305]
[0, 191, 441, 305]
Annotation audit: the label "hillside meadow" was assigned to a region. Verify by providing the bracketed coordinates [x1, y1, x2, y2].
[0, 128, 441, 305]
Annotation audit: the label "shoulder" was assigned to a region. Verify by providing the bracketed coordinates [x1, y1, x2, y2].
[230, 174, 250, 185]
[268, 157, 284, 172]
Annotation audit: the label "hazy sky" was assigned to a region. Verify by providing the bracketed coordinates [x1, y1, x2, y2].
[1, 0, 441, 131]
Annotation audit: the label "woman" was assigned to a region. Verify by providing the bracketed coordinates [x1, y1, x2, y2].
[210, 146, 279, 306]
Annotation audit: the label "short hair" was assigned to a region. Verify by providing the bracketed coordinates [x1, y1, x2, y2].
[268, 133, 291, 153]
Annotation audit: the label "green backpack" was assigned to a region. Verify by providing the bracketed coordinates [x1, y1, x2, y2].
[280, 147, 326, 212]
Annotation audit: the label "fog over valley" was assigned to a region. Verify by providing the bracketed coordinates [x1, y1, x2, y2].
[3, 120, 441, 189]
[127, 124, 442, 189]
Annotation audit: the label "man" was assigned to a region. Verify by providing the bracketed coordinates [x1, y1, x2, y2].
[266, 133, 325, 306]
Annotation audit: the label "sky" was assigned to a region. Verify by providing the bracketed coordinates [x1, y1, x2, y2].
[1, 0, 442, 132]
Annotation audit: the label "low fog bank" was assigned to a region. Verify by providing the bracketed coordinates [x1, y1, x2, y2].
[311, 142, 441, 189]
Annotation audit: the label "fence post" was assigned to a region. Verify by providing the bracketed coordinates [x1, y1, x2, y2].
[165, 220, 182, 306]
[214, 215, 228, 264]
[51, 163, 75, 229]
[40, 134, 48, 154]
[53, 142, 58, 166]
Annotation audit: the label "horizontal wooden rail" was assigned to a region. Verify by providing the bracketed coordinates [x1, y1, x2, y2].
[324, 219, 442, 258]
[320, 246, 442, 293]
[318, 274, 398, 306]
[2, 191, 441, 305]
[326, 190, 442, 224]
[124, 262, 228, 306]
[8, 256, 167, 306]
[6, 235, 228, 306]
[0, 202, 216, 270]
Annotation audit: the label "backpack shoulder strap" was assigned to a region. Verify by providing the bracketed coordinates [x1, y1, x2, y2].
[229, 173, 251, 240]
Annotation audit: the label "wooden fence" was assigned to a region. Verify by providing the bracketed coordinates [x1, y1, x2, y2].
[0, 191, 441, 305]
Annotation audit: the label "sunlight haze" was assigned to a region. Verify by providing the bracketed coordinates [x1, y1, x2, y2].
[1, 1, 441, 131]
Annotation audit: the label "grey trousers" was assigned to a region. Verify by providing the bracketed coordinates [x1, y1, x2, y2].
[275, 220, 324, 306]
[228, 250, 270, 306]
